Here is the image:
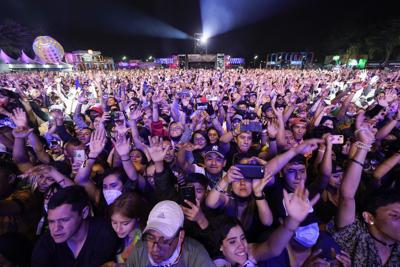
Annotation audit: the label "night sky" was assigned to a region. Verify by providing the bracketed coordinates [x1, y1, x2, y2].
[0, 0, 398, 61]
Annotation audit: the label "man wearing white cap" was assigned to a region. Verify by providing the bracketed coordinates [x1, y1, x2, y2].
[126, 200, 214, 267]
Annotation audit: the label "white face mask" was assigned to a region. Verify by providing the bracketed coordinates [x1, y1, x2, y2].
[346, 111, 356, 117]
[294, 222, 320, 248]
[103, 189, 122, 205]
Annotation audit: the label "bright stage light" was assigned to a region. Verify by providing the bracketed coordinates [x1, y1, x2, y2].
[200, 0, 294, 38]
[200, 36, 208, 44]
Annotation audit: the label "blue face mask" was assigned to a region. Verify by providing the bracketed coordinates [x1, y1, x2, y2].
[294, 222, 320, 248]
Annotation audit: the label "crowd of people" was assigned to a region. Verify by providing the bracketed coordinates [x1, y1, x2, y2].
[0, 67, 399, 267]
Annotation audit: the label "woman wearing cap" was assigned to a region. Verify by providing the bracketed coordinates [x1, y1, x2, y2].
[213, 181, 322, 267]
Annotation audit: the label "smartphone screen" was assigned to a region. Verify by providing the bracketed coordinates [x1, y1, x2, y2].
[235, 164, 264, 179]
[240, 122, 263, 133]
[72, 150, 86, 166]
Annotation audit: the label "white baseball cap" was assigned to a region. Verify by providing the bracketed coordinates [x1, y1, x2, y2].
[143, 200, 184, 239]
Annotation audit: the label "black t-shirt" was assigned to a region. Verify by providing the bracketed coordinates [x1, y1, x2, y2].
[31, 218, 119, 267]
[266, 178, 319, 227]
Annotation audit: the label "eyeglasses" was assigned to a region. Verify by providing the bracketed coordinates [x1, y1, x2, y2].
[142, 233, 178, 249]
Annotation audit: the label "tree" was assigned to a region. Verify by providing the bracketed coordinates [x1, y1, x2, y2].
[0, 19, 38, 57]
[381, 18, 400, 65]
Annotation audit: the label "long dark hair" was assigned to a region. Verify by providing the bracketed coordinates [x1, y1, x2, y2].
[214, 216, 244, 248]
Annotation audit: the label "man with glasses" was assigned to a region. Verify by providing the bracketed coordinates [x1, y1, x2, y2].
[126, 200, 214, 267]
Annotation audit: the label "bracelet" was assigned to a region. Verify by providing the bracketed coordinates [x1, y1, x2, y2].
[87, 157, 97, 160]
[254, 192, 265, 200]
[121, 158, 130, 161]
[269, 137, 276, 141]
[354, 141, 372, 151]
[214, 183, 227, 194]
[349, 158, 364, 168]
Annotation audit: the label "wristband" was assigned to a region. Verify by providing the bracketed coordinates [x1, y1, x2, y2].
[254, 192, 265, 200]
[269, 137, 276, 141]
[121, 157, 130, 161]
[349, 158, 364, 168]
[87, 157, 97, 160]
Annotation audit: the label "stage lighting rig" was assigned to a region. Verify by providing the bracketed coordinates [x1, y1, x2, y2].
[194, 33, 208, 54]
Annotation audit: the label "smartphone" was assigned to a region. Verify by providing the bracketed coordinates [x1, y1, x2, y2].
[180, 185, 196, 208]
[331, 135, 344, 144]
[72, 150, 86, 166]
[365, 104, 384, 119]
[236, 164, 264, 179]
[197, 103, 208, 110]
[206, 95, 218, 101]
[240, 122, 263, 133]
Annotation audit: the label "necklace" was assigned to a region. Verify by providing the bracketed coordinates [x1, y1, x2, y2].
[370, 233, 396, 248]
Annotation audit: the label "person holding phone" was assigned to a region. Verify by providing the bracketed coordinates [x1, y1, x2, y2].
[206, 154, 274, 242]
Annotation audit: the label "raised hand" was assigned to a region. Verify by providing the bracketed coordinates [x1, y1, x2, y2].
[77, 91, 88, 104]
[322, 133, 334, 147]
[12, 126, 33, 139]
[266, 119, 279, 138]
[88, 128, 107, 158]
[355, 111, 376, 145]
[146, 136, 168, 163]
[283, 180, 319, 224]
[271, 97, 283, 118]
[224, 165, 244, 183]
[10, 108, 28, 128]
[252, 174, 273, 196]
[181, 199, 207, 224]
[358, 70, 368, 81]
[112, 133, 131, 158]
[114, 124, 129, 137]
[151, 91, 163, 105]
[181, 142, 203, 152]
[294, 138, 324, 155]
[99, 112, 111, 125]
[128, 109, 142, 122]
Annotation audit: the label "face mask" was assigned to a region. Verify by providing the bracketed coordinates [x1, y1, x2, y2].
[170, 135, 182, 142]
[346, 111, 356, 117]
[236, 110, 246, 116]
[294, 222, 320, 248]
[148, 235, 183, 267]
[103, 189, 122, 205]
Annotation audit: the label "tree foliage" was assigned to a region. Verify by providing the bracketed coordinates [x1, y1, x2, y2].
[0, 19, 38, 57]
